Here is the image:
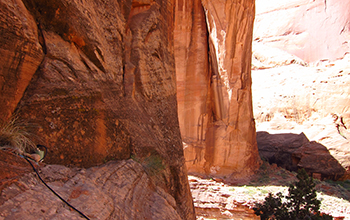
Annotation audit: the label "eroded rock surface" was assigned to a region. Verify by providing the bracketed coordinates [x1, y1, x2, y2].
[0, 150, 34, 194]
[0, 160, 183, 219]
[175, 0, 260, 178]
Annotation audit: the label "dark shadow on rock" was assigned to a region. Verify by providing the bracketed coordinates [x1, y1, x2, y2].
[257, 131, 346, 181]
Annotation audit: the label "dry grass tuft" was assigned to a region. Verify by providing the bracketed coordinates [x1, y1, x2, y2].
[0, 116, 36, 155]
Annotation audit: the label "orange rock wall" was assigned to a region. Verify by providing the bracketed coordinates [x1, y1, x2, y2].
[175, 0, 261, 178]
[0, 0, 195, 219]
[0, 0, 44, 121]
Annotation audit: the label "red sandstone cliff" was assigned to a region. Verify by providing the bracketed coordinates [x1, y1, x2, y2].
[175, 0, 261, 178]
[0, 0, 195, 219]
[0, 0, 263, 218]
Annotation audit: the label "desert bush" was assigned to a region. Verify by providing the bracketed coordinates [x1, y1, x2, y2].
[254, 169, 332, 220]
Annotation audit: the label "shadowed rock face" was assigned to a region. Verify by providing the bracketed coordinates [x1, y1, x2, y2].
[18, 0, 180, 168]
[0, 0, 195, 219]
[175, 0, 261, 178]
[257, 131, 346, 180]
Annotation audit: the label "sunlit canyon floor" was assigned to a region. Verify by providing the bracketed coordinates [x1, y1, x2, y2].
[189, 164, 350, 220]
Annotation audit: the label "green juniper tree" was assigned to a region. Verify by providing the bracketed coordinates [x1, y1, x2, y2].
[254, 169, 332, 220]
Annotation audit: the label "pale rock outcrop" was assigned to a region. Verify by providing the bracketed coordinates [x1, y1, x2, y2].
[254, 0, 350, 62]
[175, 0, 260, 178]
[252, 42, 307, 69]
[253, 0, 350, 124]
[253, 53, 350, 127]
[251, 0, 350, 180]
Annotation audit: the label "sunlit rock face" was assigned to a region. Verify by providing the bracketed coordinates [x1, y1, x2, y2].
[175, 0, 260, 178]
[252, 0, 350, 180]
[252, 53, 350, 180]
[254, 0, 350, 63]
[0, 0, 195, 219]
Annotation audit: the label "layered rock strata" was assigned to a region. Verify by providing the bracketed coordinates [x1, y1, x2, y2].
[175, 0, 260, 178]
[0, 160, 185, 220]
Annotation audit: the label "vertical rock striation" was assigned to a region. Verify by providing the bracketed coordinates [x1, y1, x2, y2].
[174, 0, 211, 175]
[175, 0, 260, 178]
[0, 0, 195, 219]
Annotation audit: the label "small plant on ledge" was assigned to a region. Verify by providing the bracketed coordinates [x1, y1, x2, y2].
[253, 168, 332, 220]
[0, 116, 42, 161]
[130, 153, 165, 176]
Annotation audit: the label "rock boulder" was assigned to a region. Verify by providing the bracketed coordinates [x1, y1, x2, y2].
[257, 129, 347, 180]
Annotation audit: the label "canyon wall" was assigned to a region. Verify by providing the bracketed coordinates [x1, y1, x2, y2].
[0, 0, 195, 219]
[1, 0, 261, 217]
[175, 0, 260, 178]
[0, 0, 44, 121]
[253, 0, 350, 124]
[254, 0, 350, 63]
[252, 0, 350, 180]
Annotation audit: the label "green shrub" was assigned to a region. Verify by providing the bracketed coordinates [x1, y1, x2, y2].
[254, 169, 332, 220]
[131, 153, 165, 176]
[142, 154, 165, 176]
